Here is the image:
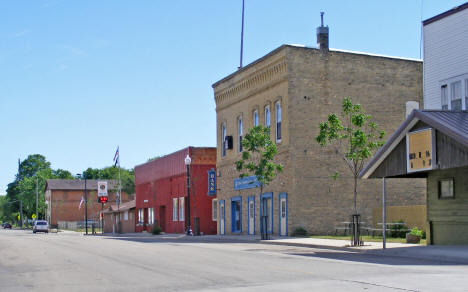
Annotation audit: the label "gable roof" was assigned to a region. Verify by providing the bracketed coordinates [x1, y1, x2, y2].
[45, 179, 119, 191]
[102, 199, 136, 213]
[360, 110, 468, 179]
[423, 2, 468, 26]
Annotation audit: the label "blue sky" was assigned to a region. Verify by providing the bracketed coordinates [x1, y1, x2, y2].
[0, 0, 465, 195]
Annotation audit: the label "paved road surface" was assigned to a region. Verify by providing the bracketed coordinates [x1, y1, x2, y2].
[1, 229, 468, 292]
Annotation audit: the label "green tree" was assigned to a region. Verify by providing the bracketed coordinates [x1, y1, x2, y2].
[316, 97, 385, 214]
[82, 166, 135, 195]
[235, 125, 283, 197]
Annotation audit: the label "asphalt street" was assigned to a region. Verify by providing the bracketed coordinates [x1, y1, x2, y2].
[1, 229, 468, 292]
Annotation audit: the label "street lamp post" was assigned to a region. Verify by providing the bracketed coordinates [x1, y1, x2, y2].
[77, 174, 88, 235]
[184, 154, 192, 236]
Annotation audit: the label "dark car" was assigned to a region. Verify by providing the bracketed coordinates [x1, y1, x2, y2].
[3, 223, 12, 229]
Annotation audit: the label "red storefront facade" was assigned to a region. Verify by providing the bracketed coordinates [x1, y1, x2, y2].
[135, 147, 217, 234]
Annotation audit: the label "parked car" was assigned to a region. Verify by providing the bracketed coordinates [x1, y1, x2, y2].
[3, 223, 12, 229]
[33, 220, 48, 233]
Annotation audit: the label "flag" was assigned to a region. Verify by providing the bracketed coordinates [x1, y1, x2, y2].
[79, 196, 84, 209]
[113, 146, 119, 167]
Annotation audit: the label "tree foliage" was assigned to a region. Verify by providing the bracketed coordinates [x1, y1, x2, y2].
[2, 154, 135, 222]
[316, 97, 385, 213]
[235, 126, 283, 186]
[81, 167, 135, 195]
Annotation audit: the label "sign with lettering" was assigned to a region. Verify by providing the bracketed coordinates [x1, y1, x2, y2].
[208, 169, 216, 196]
[406, 128, 436, 173]
[234, 176, 261, 190]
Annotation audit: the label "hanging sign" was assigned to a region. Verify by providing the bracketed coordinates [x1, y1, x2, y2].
[406, 128, 436, 173]
[97, 181, 108, 203]
[208, 169, 216, 196]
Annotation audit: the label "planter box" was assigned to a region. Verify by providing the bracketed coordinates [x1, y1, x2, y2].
[406, 233, 421, 244]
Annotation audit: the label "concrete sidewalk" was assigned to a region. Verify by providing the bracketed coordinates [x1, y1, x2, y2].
[100, 232, 468, 264]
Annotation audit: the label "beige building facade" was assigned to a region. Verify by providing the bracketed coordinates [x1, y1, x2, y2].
[213, 43, 426, 236]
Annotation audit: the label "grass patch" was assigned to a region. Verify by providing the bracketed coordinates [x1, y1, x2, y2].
[309, 235, 426, 245]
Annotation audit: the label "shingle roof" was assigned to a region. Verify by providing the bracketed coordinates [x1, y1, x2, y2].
[360, 110, 468, 179]
[45, 179, 119, 191]
[102, 199, 136, 213]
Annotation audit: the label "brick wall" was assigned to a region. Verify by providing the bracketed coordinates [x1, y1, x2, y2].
[214, 45, 426, 236]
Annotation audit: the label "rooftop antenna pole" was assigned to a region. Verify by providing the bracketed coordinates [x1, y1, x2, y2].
[239, 0, 245, 69]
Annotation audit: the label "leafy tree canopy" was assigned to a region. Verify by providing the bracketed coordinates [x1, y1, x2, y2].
[316, 97, 385, 214]
[235, 126, 283, 186]
[81, 167, 135, 195]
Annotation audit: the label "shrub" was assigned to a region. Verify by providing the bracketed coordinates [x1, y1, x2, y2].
[151, 225, 162, 235]
[409, 227, 423, 238]
[291, 226, 307, 237]
[389, 220, 406, 238]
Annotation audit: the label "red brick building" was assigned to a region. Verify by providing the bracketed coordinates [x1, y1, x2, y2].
[45, 179, 132, 228]
[135, 147, 217, 234]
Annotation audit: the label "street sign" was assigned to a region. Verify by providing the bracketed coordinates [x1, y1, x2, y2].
[97, 181, 108, 197]
[32, 214, 36, 219]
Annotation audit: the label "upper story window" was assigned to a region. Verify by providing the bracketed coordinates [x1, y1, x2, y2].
[441, 85, 448, 110]
[451, 81, 462, 110]
[238, 116, 243, 152]
[265, 106, 270, 128]
[221, 124, 226, 157]
[253, 110, 259, 127]
[275, 101, 282, 142]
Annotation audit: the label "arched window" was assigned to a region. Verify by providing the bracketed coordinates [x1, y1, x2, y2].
[253, 110, 259, 127]
[221, 123, 226, 157]
[238, 116, 243, 152]
[275, 101, 281, 142]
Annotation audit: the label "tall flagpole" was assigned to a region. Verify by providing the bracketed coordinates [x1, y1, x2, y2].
[117, 146, 122, 233]
[239, 0, 245, 69]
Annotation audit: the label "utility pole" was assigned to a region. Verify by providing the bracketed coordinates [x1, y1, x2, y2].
[19, 200, 23, 229]
[85, 178, 88, 235]
[36, 177, 39, 220]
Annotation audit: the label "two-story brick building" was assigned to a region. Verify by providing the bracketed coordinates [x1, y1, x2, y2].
[135, 147, 217, 234]
[44, 179, 132, 229]
[212, 22, 426, 236]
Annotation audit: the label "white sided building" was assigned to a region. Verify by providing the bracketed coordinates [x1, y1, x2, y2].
[423, 2, 468, 110]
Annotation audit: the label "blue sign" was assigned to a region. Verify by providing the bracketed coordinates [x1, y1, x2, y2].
[208, 169, 216, 196]
[234, 176, 261, 190]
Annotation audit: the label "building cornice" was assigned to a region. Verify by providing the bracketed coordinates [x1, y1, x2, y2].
[214, 57, 287, 111]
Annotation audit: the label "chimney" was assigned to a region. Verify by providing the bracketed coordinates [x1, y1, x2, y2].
[317, 12, 329, 51]
[406, 101, 420, 117]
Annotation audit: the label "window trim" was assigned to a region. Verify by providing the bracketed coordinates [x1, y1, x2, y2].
[253, 110, 259, 127]
[264, 105, 271, 128]
[221, 123, 227, 157]
[275, 101, 282, 143]
[238, 116, 243, 152]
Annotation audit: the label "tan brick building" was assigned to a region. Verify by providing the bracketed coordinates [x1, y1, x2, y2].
[213, 29, 426, 236]
[45, 179, 132, 228]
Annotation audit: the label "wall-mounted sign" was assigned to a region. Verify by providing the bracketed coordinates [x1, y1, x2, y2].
[234, 175, 261, 190]
[208, 169, 216, 196]
[406, 128, 436, 173]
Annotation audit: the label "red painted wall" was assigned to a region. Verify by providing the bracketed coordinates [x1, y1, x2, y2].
[135, 147, 217, 234]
